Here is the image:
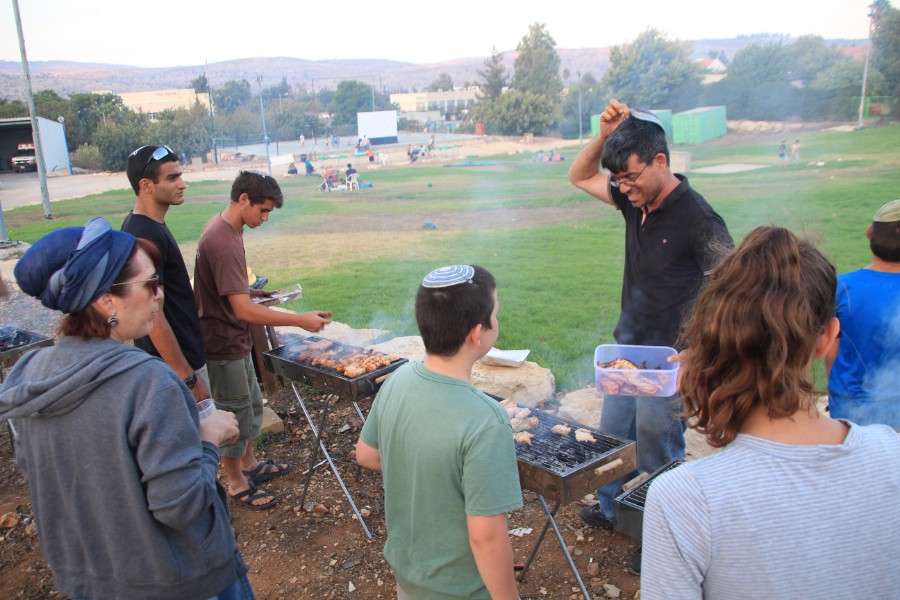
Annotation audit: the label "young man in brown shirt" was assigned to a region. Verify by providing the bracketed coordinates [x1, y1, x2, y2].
[194, 170, 332, 509]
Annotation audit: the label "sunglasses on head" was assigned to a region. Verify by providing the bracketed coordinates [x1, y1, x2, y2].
[110, 274, 160, 295]
[130, 145, 176, 179]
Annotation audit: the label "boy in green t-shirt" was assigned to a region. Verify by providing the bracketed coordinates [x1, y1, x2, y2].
[357, 265, 523, 600]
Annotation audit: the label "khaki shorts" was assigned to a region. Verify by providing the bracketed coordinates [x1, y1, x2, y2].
[207, 355, 263, 458]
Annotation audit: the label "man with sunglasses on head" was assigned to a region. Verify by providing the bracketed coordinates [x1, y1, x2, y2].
[193, 170, 333, 511]
[123, 145, 212, 403]
[567, 99, 732, 575]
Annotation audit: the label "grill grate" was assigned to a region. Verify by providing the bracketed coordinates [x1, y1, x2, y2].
[263, 336, 407, 402]
[515, 409, 624, 476]
[0, 327, 54, 364]
[617, 459, 684, 510]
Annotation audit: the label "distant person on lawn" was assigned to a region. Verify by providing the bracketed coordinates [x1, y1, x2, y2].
[193, 170, 333, 510]
[356, 265, 523, 600]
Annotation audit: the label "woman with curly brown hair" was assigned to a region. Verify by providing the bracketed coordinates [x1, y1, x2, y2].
[640, 226, 900, 599]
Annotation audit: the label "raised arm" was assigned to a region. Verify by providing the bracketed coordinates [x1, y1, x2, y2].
[567, 99, 631, 206]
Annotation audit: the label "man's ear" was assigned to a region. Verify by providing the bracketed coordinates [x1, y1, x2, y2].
[866, 224, 873, 240]
[467, 323, 484, 349]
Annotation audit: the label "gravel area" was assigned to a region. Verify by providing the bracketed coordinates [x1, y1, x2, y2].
[0, 284, 61, 340]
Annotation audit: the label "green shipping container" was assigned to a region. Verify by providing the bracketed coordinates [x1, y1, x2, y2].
[591, 114, 601, 138]
[590, 110, 672, 139]
[672, 106, 727, 144]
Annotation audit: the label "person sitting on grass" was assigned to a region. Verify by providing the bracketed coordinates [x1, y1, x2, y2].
[641, 226, 900, 599]
[356, 265, 523, 600]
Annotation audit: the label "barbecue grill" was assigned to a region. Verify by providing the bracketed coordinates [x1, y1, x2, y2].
[0, 327, 54, 370]
[513, 407, 636, 600]
[1, 327, 55, 451]
[263, 336, 408, 540]
[614, 458, 684, 540]
[263, 336, 407, 402]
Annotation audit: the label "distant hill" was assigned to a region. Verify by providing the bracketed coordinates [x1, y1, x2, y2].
[0, 36, 865, 101]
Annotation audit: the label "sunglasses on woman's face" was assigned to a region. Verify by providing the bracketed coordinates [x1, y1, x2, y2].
[109, 274, 160, 295]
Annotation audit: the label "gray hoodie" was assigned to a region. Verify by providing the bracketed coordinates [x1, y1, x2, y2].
[0, 336, 247, 600]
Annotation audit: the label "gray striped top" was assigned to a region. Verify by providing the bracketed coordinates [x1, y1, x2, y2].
[641, 422, 900, 599]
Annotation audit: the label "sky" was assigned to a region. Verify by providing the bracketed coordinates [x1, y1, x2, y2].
[0, 0, 881, 69]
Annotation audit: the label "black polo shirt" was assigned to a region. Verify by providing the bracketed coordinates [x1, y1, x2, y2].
[122, 212, 206, 370]
[610, 175, 732, 347]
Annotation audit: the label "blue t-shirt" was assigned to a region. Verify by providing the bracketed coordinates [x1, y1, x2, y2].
[828, 268, 900, 427]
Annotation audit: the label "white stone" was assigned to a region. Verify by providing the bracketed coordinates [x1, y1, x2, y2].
[261, 406, 284, 434]
[603, 583, 621, 598]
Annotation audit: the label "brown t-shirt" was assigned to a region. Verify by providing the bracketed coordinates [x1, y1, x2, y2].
[193, 214, 252, 360]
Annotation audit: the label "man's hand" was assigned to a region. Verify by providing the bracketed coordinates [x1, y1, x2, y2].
[599, 99, 631, 139]
[250, 289, 274, 298]
[295, 310, 333, 333]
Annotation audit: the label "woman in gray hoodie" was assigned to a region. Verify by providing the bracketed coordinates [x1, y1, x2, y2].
[0, 218, 252, 600]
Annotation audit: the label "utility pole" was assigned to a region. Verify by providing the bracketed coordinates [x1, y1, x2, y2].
[12, 0, 53, 221]
[577, 71, 584, 148]
[257, 76, 272, 175]
[857, 5, 876, 129]
[206, 61, 218, 164]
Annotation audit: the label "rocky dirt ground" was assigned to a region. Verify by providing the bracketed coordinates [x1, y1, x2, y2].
[0, 252, 643, 600]
[0, 380, 643, 600]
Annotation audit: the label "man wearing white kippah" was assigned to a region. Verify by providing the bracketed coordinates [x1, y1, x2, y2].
[357, 265, 523, 600]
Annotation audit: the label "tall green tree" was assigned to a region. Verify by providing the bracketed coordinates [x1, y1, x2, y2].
[483, 90, 554, 135]
[788, 35, 845, 84]
[870, 0, 900, 97]
[511, 23, 562, 100]
[0, 99, 27, 119]
[477, 47, 508, 103]
[332, 80, 374, 127]
[191, 73, 209, 94]
[601, 29, 702, 110]
[213, 79, 252, 115]
[728, 41, 792, 86]
[426, 73, 454, 92]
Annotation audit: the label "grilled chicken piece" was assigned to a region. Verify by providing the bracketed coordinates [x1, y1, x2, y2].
[511, 415, 539, 433]
[597, 357, 640, 370]
[575, 428, 597, 444]
[551, 423, 572, 436]
[513, 431, 535, 445]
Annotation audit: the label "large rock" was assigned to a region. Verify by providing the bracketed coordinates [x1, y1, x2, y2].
[261, 406, 285, 435]
[372, 336, 555, 408]
[471, 361, 555, 408]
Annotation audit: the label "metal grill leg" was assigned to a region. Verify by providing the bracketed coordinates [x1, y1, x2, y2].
[293, 385, 373, 540]
[517, 496, 591, 600]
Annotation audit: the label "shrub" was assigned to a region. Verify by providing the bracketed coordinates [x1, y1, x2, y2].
[70, 143, 103, 171]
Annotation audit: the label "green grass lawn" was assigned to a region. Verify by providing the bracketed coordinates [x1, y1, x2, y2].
[7, 125, 900, 391]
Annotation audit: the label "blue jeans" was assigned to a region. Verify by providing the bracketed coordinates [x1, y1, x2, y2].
[209, 574, 256, 600]
[596, 393, 686, 519]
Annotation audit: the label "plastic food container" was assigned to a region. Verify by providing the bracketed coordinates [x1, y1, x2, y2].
[594, 344, 679, 397]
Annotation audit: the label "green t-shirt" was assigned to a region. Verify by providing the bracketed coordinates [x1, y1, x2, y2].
[361, 361, 523, 599]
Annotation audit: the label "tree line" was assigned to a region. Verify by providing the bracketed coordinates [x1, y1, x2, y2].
[1, 3, 897, 170]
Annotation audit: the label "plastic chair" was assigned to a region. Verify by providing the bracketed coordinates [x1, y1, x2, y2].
[347, 173, 359, 190]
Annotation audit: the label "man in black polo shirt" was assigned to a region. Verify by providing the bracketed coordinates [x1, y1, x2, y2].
[568, 100, 732, 574]
[122, 145, 210, 402]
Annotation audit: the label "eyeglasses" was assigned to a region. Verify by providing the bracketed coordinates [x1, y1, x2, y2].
[609, 163, 648, 188]
[110, 274, 160, 296]
[130, 145, 175, 179]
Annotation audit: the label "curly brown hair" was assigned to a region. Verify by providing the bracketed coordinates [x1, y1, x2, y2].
[678, 227, 836, 447]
